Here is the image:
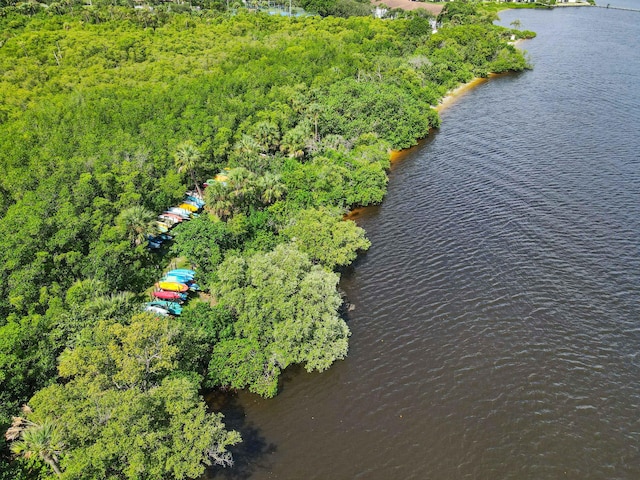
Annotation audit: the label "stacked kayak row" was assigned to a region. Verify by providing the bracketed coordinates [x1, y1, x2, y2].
[147, 192, 205, 250]
[144, 269, 201, 316]
[143, 190, 205, 317]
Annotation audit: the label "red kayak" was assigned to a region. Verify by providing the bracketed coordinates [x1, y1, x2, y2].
[161, 212, 184, 223]
[153, 290, 183, 301]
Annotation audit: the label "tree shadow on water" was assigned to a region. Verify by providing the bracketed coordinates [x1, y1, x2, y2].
[204, 391, 277, 480]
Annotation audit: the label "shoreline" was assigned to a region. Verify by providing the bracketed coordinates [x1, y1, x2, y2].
[435, 40, 525, 113]
[344, 77, 499, 222]
[347, 40, 530, 221]
[434, 76, 491, 114]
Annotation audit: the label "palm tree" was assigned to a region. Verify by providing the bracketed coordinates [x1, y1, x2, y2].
[86, 291, 138, 321]
[280, 126, 308, 158]
[252, 121, 280, 154]
[210, 197, 234, 221]
[116, 205, 158, 247]
[234, 135, 260, 159]
[287, 89, 308, 116]
[305, 102, 324, 142]
[174, 141, 203, 198]
[232, 135, 264, 171]
[227, 167, 257, 212]
[204, 182, 233, 220]
[258, 172, 286, 205]
[6, 413, 63, 476]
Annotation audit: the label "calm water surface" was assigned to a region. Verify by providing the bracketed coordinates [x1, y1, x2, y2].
[210, 4, 640, 479]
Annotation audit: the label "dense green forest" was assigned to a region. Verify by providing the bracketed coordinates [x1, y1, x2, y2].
[0, 1, 533, 478]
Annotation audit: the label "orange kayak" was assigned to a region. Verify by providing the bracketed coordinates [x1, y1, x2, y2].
[156, 281, 189, 292]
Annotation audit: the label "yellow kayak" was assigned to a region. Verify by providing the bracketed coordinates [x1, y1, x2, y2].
[155, 221, 170, 233]
[178, 203, 199, 213]
[156, 281, 189, 292]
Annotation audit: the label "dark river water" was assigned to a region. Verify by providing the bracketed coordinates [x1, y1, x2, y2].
[210, 3, 640, 479]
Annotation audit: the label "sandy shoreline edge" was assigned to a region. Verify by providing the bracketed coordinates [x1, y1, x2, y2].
[434, 76, 491, 114]
[435, 39, 526, 113]
[347, 40, 528, 218]
[383, 76, 490, 167]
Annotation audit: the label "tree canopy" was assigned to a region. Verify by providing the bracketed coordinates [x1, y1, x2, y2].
[0, 3, 532, 477]
[209, 244, 350, 397]
[25, 315, 241, 479]
[282, 207, 370, 269]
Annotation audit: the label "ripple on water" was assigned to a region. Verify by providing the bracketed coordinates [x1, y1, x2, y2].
[212, 6, 640, 480]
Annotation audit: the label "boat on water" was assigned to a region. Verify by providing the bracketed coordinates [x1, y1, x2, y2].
[156, 281, 189, 292]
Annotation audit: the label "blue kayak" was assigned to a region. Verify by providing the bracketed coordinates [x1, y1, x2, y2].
[185, 195, 205, 207]
[163, 274, 193, 284]
[168, 269, 196, 277]
[146, 301, 182, 315]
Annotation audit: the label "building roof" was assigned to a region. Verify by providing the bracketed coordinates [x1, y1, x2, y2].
[373, 0, 444, 16]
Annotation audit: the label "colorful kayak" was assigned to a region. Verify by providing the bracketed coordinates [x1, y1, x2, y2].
[163, 275, 194, 285]
[214, 170, 230, 185]
[168, 208, 191, 218]
[161, 212, 184, 223]
[144, 305, 169, 316]
[155, 222, 169, 233]
[167, 269, 196, 277]
[147, 301, 182, 315]
[157, 219, 174, 229]
[147, 238, 162, 249]
[152, 290, 185, 301]
[156, 281, 189, 292]
[186, 191, 204, 201]
[178, 202, 199, 213]
[182, 200, 202, 209]
[165, 271, 194, 280]
[158, 214, 181, 225]
[185, 196, 205, 207]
